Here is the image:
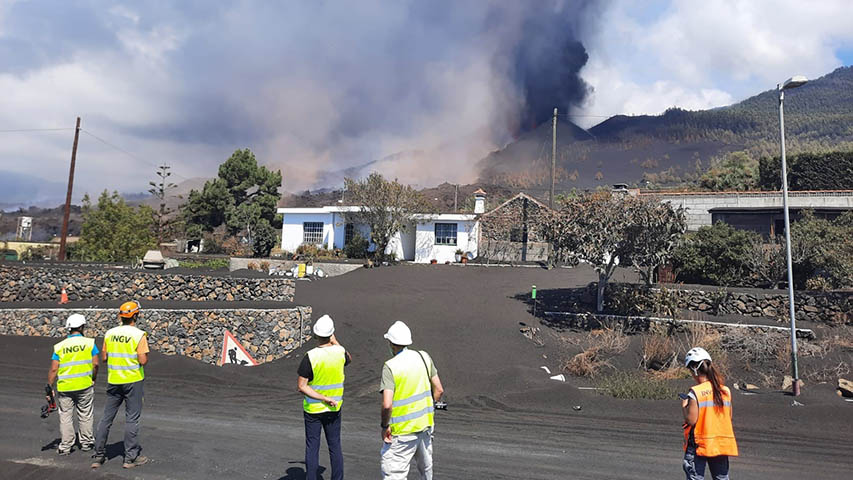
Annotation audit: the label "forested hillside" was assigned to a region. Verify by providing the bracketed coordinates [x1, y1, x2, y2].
[478, 66, 853, 191]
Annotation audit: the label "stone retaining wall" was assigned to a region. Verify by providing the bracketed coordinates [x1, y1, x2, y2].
[0, 307, 312, 365]
[544, 311, 816, 339]
[0, 264, 295, 303]
[553, 283, 851, 325]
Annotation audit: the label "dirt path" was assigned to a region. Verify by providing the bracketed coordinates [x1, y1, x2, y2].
[1, 264, 851, 479]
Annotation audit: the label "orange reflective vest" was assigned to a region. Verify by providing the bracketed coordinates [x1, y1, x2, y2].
[683, 381, 738, 457]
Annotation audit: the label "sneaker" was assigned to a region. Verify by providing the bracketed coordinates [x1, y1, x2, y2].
[80, 444, 93, 452]
[58, 449, 71, 456]
[123, 455, 149, 469]
[90, 454, 105, 469]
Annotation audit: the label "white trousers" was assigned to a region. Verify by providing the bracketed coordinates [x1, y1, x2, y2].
[380, 428, 433, 480]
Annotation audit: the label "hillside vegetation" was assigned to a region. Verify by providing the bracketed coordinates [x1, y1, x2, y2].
[478, 66, 853, 191]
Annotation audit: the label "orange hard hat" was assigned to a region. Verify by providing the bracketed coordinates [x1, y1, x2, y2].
[119, 300, 141, 318]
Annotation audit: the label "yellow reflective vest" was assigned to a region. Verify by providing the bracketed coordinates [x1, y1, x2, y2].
[53, 335, 95, 392]
[385, 349, 434, 436]
[303, 345, 346, 414]
[104, 325, 146, 385]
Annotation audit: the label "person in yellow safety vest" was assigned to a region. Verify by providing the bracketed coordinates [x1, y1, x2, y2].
[47, 313, 100, 455]
[297, 314, 352, 480]
[681, 347, 738, 480]
[380, 321, 444, 480]
[91, 300, 150, 470]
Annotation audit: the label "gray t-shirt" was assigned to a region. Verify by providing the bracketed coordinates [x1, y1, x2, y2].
[380, 349, 437, 392]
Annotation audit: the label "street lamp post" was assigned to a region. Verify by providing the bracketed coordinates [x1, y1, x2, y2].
[777, 75, 807, 396]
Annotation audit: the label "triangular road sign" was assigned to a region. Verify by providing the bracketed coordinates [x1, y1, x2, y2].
[220, 329, 258, 366]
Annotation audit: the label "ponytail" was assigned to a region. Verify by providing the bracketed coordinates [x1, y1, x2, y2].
[697, 360, 725, 408]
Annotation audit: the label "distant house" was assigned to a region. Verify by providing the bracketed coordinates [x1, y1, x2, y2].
[638, 189, 853, 236]
[276, 190, 487, 263]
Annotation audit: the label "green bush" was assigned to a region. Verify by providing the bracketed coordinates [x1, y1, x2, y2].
[179, 258, 230, 269]
[699, 151, 758, 191]
[343, 233, 369, 259]
[671, 222, 758, 286]
[788, 211, 853, 289]
[759, 150, 853, 190]
[596, 371, 677, 400]
[252, 219, 276, 258]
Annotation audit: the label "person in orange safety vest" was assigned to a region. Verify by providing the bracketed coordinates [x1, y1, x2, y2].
[681, 347, 738, 480]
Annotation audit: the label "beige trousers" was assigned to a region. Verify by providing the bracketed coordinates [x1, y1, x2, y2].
[57, 386, 94, 452]
[380, 428, 433, 480]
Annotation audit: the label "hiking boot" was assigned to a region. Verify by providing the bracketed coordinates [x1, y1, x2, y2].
[123, 455, 149, 469]
[80, 444, 93, 452]
[90, 454, 105, 469]
[57, 449, 71, 456]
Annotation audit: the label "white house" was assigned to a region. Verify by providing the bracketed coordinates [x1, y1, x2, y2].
[277, 191, 486, 263]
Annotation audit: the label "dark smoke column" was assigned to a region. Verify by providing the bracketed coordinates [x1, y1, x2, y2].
[510, 3, 591, 129]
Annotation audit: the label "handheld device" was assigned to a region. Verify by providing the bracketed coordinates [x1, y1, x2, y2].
[40, 385, 56, 418]
[434, 401, 448, 411]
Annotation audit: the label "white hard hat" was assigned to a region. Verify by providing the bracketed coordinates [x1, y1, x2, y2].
[313, 314, 335, 337]
[66, 314, 86, 329]
[684, 347, 712, 366]
[384, 321, 412, 346]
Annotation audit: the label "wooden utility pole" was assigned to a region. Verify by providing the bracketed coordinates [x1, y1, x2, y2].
[58, 117, 81, 261]
[550, 107, 557, 208]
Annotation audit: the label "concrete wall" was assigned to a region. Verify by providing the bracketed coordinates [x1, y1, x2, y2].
[414, 220, 478, 263]
[0, 307, 312, 365]
[0, 264, 295, 302]
[229, 258, 362, 276]
[646, 191, 853, 231]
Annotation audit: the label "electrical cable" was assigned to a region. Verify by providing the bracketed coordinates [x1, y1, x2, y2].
[0, 127, 74, 133]
[80, 129, 191, 181]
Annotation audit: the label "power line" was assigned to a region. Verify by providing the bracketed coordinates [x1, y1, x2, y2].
[80, 129, 191, 181]
[0, 127, 74, 133]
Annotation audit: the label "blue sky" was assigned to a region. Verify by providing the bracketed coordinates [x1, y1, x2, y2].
[1, 0, 852, 205]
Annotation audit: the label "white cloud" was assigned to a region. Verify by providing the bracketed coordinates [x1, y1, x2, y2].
[577, 0, 853, 127]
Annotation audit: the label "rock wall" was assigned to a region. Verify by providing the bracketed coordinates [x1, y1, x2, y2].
[544, 312, 816, 339]
[556, 283, 851, 325]
[0, 264, 295, 303]
[0, 307, 312, 365]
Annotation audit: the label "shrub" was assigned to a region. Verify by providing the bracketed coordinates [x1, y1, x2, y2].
[561, 326, 628, 378]
[589, 326, 629, 355]
[562, 348, 609, 378]
[652, 286, 680, 318]
[671, 222, 758, 286]
[596, 371, 677, 400]
[343, 233, 369, 259]
[759, 150, 853, 191]
[259, 261, 270, 272]
[606, 286, 648, 315]
[252, 219, 277, 258]
[641, 334, 676, 371]
[179, 258, 229, 269]
[202, 234, 226, 254]
[247, 261, 259, 270]
[296, 244, 320, 258]
[805, 276, 832, 291]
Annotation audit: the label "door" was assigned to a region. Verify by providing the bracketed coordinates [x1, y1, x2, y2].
[400, 223, 416, 261]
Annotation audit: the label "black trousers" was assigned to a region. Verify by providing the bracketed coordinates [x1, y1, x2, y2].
[304, 410, 343, 480]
